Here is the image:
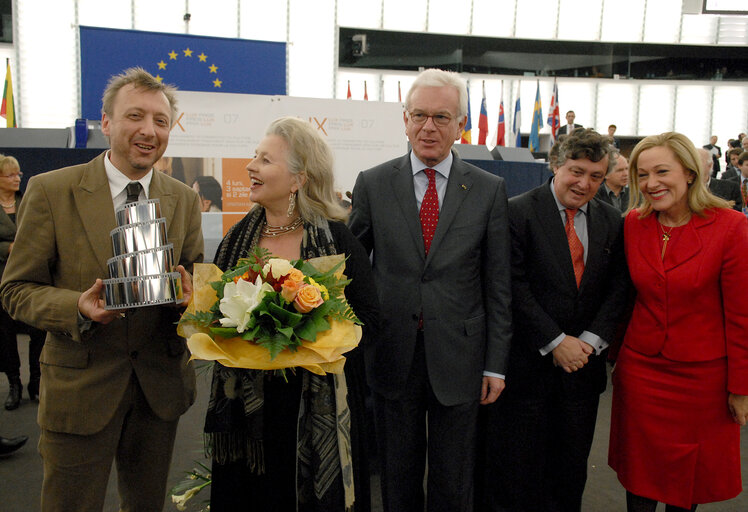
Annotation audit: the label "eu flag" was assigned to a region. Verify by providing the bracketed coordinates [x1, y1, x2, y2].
[80, 26, 286, 120]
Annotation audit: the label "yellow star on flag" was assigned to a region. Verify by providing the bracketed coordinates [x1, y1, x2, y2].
[198, 53, 207, 62]
[213, 78, 222, 88]
[183, 48, 193, 57]
[209, 64, 218, 74]
[155, 75, 163, 82]
[168, 51, 178, 60]
[157, 60, 167, 70]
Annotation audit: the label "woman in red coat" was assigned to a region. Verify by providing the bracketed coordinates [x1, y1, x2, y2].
[609, 132, 748, 512]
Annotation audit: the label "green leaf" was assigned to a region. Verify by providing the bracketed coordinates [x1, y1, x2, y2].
[179, 310, 216, 328]
[268, 301, 303, 326]
[294, 318, 319, 341]
[209, 326, 239, 338]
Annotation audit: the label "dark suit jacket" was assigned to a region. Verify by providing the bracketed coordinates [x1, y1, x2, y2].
[0, 153, 204, 435]
[349, 151, 512, 406]
[558, 124, 583, 136]
[505, 181, 628, 396]
[722, 166, 740, 182]
[709, 178, 743, 212]
[595, 184, 629, 212]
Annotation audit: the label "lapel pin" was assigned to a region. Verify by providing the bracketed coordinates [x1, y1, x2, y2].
[461, 184, 467, 190]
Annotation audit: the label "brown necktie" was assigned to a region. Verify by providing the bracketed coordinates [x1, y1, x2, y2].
[565, 208, 584, 288]
[419, 169, 439, 255]
[126, 181, 143, 204]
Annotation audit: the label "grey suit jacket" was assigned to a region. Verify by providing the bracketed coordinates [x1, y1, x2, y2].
[0, 153, 204, 435]
[349, 151, 512, 406]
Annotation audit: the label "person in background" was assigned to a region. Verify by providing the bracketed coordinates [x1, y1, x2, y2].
[481, 130, 629, 512]
[721, 148, 741, 181]
[596, 151, 629, 212]
[609, 132, 748, 512]
[0, 67, 203, 511]
[0, 155, 45, 410]
[558, 110, 583, 136]
[192, 175, 223, 212]
[697, 148, 742, 212]
[608, 124, 621, 149]
[702, 135, 721, 178]
[205, 116, 379, 512]
[349, 68, 512, 512]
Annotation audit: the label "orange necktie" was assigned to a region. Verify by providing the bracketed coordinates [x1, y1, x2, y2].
[565, 208, 584, 287]
[420, 169, 439, 255]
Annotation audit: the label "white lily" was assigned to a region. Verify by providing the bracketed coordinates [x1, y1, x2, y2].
[218, 275, 274, 333]
[263, 258, 294, 280]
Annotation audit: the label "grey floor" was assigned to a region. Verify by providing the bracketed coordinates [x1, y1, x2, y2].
[1, 335, 747, 511]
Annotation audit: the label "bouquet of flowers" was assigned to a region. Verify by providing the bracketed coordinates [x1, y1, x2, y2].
[178, 247, 362, 374]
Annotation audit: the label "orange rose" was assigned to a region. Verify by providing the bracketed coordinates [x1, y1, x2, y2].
[281, 278, 303, 302]
[293, 283, 324, 313]
[286, 268, 304, 283]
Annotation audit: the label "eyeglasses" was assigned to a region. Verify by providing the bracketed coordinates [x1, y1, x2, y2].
[407, 111, 455, 126]
[0, 172, 22, 179]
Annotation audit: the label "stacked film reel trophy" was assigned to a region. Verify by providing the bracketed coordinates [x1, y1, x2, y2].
[103, 199, 184, 309]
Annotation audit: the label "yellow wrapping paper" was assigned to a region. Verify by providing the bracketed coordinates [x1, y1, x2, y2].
[178, 255, 362, 375]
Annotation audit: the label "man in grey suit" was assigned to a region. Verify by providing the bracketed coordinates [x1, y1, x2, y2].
[0, 68, 203, 511]
[349, 68, 512, 512]
[480, 130, 629, 512]
[698, 148, 743, 212]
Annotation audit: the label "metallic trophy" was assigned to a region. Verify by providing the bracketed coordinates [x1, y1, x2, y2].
[103, 199, 183, 309]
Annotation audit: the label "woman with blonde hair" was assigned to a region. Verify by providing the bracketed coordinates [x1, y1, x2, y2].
[609, 132, 748, 511]
[205, 117, 379, 511]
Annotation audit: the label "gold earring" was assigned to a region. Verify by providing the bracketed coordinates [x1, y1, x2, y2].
[287, 191, 296, 217]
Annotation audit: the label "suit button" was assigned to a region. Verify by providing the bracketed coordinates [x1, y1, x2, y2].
[130, 351, 138, 359]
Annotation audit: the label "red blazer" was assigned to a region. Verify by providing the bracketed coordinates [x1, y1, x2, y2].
[624, 207, 748, 394]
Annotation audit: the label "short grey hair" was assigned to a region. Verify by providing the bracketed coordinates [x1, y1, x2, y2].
[405, 69, 468, 119]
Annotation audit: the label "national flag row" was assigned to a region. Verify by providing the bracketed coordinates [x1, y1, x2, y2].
[345, 78, 561, 150]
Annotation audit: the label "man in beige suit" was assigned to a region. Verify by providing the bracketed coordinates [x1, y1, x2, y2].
[0, 68, 203, 511]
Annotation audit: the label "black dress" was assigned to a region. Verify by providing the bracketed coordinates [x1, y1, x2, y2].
[208, 220, 379, 512]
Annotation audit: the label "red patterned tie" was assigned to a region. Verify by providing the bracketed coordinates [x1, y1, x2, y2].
[565, 209, 584, 287]
[420, 169, 439, 255]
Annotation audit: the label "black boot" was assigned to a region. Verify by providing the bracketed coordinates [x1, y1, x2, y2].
[0, 435, 28, 455]
[27, 379, 39, 402]
[4, 377, 22, 410]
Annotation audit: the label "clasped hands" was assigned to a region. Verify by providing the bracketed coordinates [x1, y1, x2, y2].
[552, 335, 594, 373]
[77, 265, 193, 325]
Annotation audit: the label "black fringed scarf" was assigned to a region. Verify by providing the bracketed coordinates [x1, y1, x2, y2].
[204, 206, 354, 509]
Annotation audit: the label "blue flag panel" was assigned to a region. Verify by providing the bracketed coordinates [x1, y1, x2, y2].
[80, 26, 286, 120]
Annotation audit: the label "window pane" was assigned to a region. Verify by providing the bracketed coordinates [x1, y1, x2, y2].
[680, 14, 718, 44]
[712, 85, 748, 145]
[596, 82, 637, 136]
[601, 0, 644, 42]
[472, 0, 515, 38]
[188, 0, 239, 37]
[134, 0, 185, 33]
[239, 0, 287, 42]
[673, 85, 711, 148]
[338, 0, 381, 29]
[288, 0, 334, 98]
[428, 0, 471, 35]
[558, 0, 603, 41]
[78, 0, 132, 29]
[515, 0, 557, 39]
[643, 0, 681, 44]
[638, 84, 676, 135]
[382, 0, 426, 32]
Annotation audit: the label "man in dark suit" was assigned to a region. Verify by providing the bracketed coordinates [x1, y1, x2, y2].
[0, 68, 203, 511]
[349, 68, 512, 512]
[479, 129, 629, 512]
[698, 148, 743, 212]
[703, 135, 722, 178]
[721, 148, 742, 182]
[595, 151, 629, 212]
[557, 110, 583, 136]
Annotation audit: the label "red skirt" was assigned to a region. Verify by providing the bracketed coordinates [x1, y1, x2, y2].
[609, 344, 742, 508]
